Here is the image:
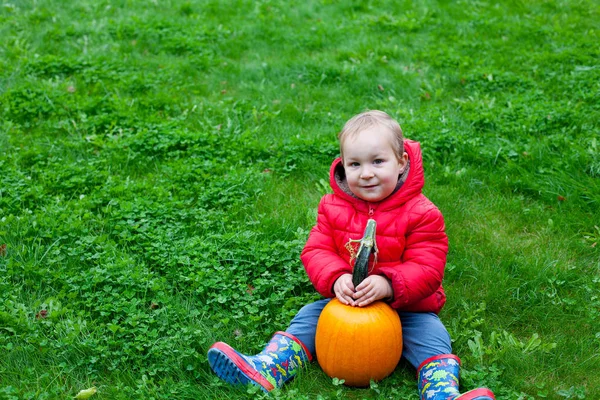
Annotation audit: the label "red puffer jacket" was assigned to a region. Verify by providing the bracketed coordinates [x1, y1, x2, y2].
[301, 140, 448, 313]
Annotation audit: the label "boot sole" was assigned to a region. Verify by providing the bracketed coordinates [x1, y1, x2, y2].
[456, 387, 496, 400]
[207, 342, 275, 392]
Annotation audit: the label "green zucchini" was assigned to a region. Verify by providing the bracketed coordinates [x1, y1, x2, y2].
[352, 219, 377, 288]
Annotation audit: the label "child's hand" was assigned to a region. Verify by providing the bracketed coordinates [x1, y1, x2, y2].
[333, 274, 356, 306]
[353, 275, 393, 307]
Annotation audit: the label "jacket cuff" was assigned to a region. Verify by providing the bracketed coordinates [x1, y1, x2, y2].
[378, 268, 406, 309]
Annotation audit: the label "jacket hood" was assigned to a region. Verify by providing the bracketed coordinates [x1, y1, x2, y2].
[329, 139, 425, 211]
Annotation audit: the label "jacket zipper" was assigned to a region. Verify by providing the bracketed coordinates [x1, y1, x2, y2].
[368, 206, 374, 216]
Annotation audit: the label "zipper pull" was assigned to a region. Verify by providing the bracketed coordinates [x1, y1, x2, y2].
[368, 207, 374, 216]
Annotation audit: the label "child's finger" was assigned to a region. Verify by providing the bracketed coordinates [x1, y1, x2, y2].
[343, 285, 357, 305]
[336, 292, 350, 305]
[354, 282, 374, 298]
[354, 279, 369, 292]
[336, 291, 355, 306]
[356, 293, 376, 307]
[353, 289, 369, 303]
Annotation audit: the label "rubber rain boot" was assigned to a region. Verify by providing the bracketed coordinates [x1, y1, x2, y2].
[208, 331, 312, 392]
[417, 354, 495, 400]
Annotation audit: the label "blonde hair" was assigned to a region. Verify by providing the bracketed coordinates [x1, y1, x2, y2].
[338, 110, 404, 159]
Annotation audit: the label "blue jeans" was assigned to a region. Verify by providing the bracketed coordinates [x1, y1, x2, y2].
[285, 299, 452, 369]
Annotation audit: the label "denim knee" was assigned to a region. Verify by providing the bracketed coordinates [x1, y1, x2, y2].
[285, 299, 331, 356]
[399, 311, 452, 368]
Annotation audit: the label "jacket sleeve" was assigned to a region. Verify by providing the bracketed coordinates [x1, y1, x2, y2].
[301, 197, 353, 298]
[377, 204, 448, 309]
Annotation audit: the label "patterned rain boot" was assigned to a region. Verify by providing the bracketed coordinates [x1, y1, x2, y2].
[207, 331, 312, 392]
[417, 354, 495, 400]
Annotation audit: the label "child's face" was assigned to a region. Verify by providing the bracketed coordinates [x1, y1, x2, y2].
[342, 126, 408, 202]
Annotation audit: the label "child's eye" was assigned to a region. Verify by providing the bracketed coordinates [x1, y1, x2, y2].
[373, 159, 384, 165]
[349, 162, 360, 167]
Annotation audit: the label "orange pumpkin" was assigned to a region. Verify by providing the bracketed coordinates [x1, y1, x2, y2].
[315, 298, 402, 387]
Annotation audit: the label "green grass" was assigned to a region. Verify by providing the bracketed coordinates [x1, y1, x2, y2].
[1, 0, 599, 398]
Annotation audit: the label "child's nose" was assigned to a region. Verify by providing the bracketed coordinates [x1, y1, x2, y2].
[360, 167, 374, 179]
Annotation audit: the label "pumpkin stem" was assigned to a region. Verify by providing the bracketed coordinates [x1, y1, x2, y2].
[351, 219, 377, 288]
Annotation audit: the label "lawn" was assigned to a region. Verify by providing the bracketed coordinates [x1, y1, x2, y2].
[0, 0, 599, 399]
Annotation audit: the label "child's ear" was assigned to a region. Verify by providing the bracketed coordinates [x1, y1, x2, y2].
[398, 152, 409, 172]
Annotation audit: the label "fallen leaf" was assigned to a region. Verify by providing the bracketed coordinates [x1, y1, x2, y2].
[220, 89, 227, 94]
[149, 302, 159, 310]
[557, 195, 566, 202]
[592, 242, 597, 248]
[74, 387, 97, 399]
[377, 84, 384, 91]
[0, 244, 6, 257]
[36, 310, 48, 319]
[246, 284, 256, 294]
